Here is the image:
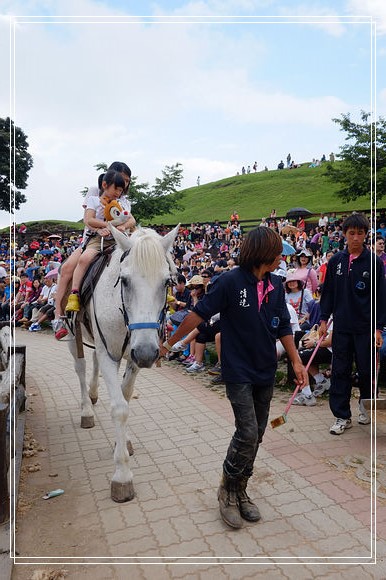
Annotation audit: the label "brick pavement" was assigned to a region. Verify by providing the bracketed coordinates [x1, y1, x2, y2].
[9, 328, 386, 579]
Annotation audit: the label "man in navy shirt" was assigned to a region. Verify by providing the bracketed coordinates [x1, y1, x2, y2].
[320, 213, 385, 435]
[161, 227, 307, 529]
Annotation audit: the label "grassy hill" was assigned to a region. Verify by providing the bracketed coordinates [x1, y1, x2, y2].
[4, 162, 373, 234]
[145, 162, 371, 226]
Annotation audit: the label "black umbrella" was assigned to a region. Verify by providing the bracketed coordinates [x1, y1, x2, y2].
[286, 207, 312, 218]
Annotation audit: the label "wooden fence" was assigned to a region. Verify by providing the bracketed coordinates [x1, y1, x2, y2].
[0, 323, 26, 525]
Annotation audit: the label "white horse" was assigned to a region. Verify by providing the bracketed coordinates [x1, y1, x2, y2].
[68, 224, 178, 502]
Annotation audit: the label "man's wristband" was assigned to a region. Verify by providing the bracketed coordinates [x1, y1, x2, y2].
[163, 340, 173, 352]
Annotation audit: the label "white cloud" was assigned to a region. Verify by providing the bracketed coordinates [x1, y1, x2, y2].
[347, 0, 386, 34]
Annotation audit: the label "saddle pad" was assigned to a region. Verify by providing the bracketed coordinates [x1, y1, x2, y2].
[80, 245, 116, 308]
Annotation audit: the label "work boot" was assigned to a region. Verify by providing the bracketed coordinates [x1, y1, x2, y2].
[237, 477, 261, 522]
[217, 474, 243, 529]
[65, 292, 80, 312]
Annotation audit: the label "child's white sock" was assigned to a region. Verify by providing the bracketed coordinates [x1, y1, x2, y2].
[302, 385, 312, 397]
[314, 373, 325, 384]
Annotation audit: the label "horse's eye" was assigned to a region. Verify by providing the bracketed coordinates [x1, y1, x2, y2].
[121, 276, 130, 288]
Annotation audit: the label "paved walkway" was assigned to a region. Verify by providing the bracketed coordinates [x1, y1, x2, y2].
[8, 328, 386, 579]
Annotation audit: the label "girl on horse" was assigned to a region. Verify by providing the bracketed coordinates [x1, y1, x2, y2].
[65, 169, 134, 312]
[53, 162, 135, 338]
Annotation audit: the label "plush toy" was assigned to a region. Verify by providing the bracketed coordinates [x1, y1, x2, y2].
[103, 200, 131, 226]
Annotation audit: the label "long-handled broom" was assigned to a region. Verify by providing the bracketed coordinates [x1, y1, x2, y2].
[271, 319, 332, 429]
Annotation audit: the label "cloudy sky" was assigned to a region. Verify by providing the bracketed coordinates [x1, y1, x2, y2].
[0, 0, 385, 228]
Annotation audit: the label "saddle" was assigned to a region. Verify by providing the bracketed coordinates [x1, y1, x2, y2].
[73, 245, 116, 339]
[80, 244, 116, 308]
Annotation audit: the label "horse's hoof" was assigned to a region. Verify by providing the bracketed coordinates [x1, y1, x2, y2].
[127, 440, 134, 456]
[81, 416, 95, 429]
[90, 396, 98, 405]
[111, 480, 135, 503]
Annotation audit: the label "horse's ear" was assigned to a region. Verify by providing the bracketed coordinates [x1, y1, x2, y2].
[161, 224, 180, 253]
[108, 223, 133, 252]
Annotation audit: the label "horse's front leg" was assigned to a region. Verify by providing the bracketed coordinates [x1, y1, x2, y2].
[121, 360, 139, 456]
[98, 349, 134, 502]
[68, 338, 95, 429]
[88, 350, 99, 405]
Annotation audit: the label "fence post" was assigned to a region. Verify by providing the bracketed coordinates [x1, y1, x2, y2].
[0, 402, 9, 524]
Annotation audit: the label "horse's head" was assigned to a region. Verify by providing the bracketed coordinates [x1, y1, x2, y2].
[110, 224, 179, 368]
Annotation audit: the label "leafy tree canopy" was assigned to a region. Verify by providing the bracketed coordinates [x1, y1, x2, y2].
[325, 111, 386, 201]
[0, 117, 33, 212]
[83, 162, 185, 222]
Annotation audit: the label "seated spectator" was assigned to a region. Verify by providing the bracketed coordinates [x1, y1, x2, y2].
[0, 261, 7, 279]
[376, 222, 386, 239]
[317, 250, 334, 285]
[277, 160, 284, 170]
[374, 236, 386, 275]
[13, 272, 32, 322]
[291, 323, 333, 406]
[284, 270, 313, 330]
[26, 275, 57, 326]
[276, 303, 300, 359]
[170, 274, 191, 312]
[19, 278, 43, 325]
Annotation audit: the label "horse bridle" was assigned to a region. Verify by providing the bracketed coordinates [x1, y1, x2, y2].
[118, 248, 174, 337]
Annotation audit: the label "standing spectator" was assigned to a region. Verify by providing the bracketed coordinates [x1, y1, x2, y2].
[253, 161, 257, 172]
[329, 152, 335, 162]
[247, 165, 251, 174]
[241, 166, 246, 175]
[293, 250, 318, 293]
[161, 227, 308, 529]
[197, 176, 200, 186]
[286, 153, 291, 168]
[320, 214, 386, 435]
[318, 214, 329, 229]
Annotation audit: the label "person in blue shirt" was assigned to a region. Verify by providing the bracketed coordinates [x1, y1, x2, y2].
[161, 227, 308, 529]
[376, 222, 386, 239]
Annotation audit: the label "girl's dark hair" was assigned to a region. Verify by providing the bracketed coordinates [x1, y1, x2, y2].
[100, 169, 126, 195]
[109, 162, 131, 194]
[108, 161, 132, 178]
[342, 213, 369, 233]
[239, 227, 283, 271]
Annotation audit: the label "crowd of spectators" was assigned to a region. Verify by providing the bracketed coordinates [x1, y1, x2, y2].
[3, 209, 385, 382]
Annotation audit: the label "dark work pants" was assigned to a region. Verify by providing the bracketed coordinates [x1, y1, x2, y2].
[223, 383, 274, 479]
[329, 331, 372, 420]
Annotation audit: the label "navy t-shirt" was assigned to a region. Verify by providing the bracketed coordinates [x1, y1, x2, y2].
[193, 267, 292, 385]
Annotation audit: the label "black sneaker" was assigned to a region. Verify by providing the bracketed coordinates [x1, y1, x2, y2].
[210, 375, 225, 385]
[208, 362, 221, 376]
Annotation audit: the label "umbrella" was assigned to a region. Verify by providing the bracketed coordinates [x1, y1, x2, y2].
[48, 234, 62, 239]
[40, 249, 54, 255]
[281, 240, 296, 256]
[286, 207, 312, 218]
[281, 224, 299, 235]
[45, 267, 59, 279]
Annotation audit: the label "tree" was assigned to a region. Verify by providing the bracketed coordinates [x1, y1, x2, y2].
[325, 111, 386, 201]
[130, 163, 185, 222]
[0, 117, 33, 212]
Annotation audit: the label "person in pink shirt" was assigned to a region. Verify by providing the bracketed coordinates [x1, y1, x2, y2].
[293, 250, 318, 293]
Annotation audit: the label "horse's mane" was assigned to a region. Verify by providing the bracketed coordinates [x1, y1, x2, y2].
[126, 228, 171, 282]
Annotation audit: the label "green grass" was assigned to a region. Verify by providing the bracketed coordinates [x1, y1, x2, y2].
[4, 162, 373, 234]
[2, 219, 84, 234]
[145, 162, 371, 226]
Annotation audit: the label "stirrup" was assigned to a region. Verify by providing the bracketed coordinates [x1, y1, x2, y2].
[65, 293, 80, 312]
